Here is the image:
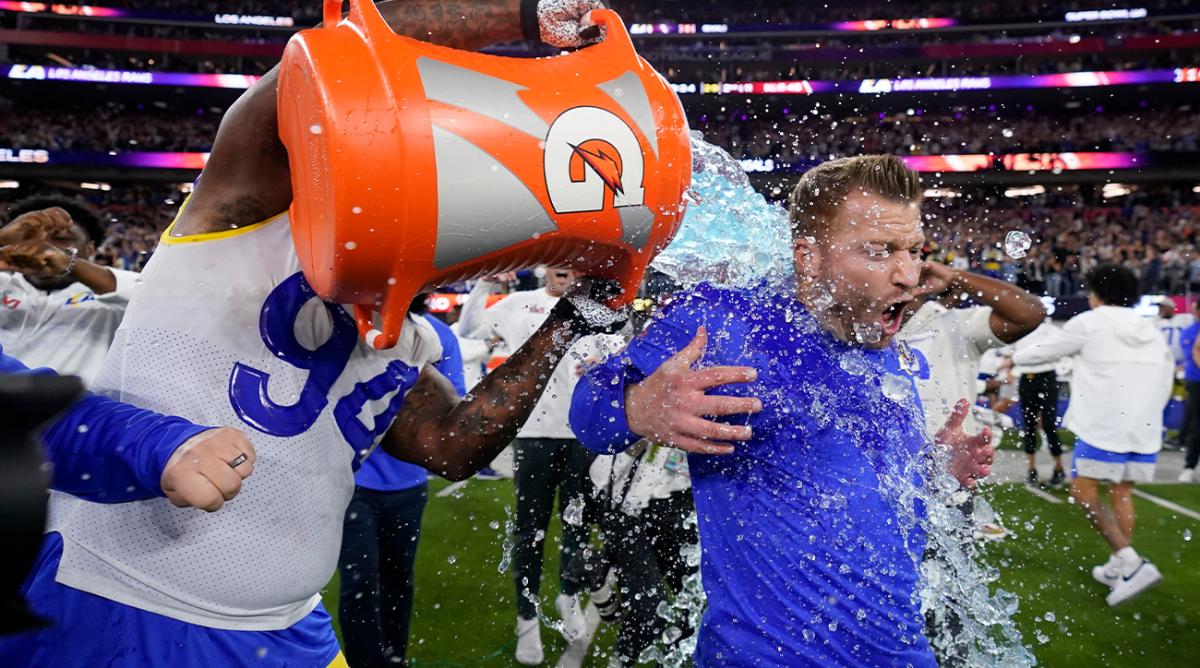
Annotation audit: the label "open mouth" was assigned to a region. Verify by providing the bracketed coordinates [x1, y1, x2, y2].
[881, 300, 911, 336]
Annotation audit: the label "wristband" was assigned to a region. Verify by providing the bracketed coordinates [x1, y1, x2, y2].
[60, 246, 79, 277]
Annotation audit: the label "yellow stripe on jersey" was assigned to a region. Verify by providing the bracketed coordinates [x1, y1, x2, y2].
[326, 651, 350, 668]
[159, 195, 288, 245]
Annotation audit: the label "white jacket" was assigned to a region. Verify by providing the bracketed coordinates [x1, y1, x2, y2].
[1012, 306, 1174, 454]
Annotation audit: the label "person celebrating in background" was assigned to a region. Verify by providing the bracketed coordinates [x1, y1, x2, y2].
[1013, 264, 1174, 607]
[0, 199, 140, 384]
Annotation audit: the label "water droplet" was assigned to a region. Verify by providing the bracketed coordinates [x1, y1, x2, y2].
[810, 287, 833, 311]
[881, 374, 913, 403]
[351, 206, 363, 214]
[1184, 528, 1193, 542]
[1004, 230, 1032, 259]
[309, 124, 323, 135]
[563, 495, 585, 526]
[344, 241, 357, 250]
[447, 555, 457, 564]
[852, 321, 882, 344]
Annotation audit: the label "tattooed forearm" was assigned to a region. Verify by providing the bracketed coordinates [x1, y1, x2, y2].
[376, 0, 523, 50]
[384, 315, 581, 480]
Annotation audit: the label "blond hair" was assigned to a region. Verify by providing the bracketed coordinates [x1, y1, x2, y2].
[787, 155, 921, 241]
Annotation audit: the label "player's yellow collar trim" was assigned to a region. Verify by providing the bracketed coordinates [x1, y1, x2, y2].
[159, 195, 287, 245]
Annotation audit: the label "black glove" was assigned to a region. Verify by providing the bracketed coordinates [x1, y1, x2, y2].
[551, 276, 630, 335]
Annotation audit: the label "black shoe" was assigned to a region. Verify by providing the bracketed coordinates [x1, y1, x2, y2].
[1049, 468, 1066, 488]
[1026, 468, 1039, 485]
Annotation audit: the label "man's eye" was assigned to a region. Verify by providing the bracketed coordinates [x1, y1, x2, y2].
[864, 244, 890, 259]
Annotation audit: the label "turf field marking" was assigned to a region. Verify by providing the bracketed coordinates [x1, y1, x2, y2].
[436, 479, 472, 498]
[1132, 489, 1200, 521]
[1022, 483, 1064, 504]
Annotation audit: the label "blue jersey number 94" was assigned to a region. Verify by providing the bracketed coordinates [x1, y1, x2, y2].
[228, 273, 419, 461]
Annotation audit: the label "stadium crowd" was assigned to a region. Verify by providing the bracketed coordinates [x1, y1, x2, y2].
[3, 181, 1198, 300]
[0, 103, 223, 153]
[8, 102, 1198, 158]
[697, 108, 1200, 160]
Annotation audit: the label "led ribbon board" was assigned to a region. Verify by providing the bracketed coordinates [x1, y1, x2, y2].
[0, 148, 1149, 174]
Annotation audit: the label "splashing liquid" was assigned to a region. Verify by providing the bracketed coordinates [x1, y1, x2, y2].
[648, 136, 1035, 667]
[652, 134, 795, 290]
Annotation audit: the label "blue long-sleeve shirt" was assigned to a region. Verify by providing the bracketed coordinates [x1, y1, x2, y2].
[1, 344, 210, 503]
[569, 284, 934, 667]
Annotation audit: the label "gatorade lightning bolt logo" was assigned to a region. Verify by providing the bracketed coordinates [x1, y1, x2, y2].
[545, 106, 646, 214]
[568, 141, 625, 196]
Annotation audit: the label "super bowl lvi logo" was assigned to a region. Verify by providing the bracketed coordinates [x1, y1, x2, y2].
[544, 106, 646, 214]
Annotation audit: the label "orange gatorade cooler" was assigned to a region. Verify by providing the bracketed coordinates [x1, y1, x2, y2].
[278, 0, 692, 349]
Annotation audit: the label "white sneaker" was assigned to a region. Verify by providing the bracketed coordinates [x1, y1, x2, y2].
[555, 601, 601, 668]
[516, 616, 544, 665]
[1106, 560, 1163, 607]
[1180, 468, 1196, 483]
[555, 593, 588, 642]
[1091, 562, 1119, 588]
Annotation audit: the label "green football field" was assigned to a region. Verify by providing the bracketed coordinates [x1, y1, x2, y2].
[321, 479, 1200, 667]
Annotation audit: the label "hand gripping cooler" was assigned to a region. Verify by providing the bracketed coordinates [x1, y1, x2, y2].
[278, 0, 692, 349]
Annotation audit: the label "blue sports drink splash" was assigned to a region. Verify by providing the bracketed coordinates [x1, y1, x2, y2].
[651, 133, 795, 290]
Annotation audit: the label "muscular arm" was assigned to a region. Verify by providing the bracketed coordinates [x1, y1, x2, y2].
[173, 0, 522, 238]
[920, 263, 1044, 343]
[950, 271, 1045, 343]
[381, 308, 579, 480]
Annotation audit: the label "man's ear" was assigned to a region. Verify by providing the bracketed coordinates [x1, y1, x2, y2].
[793, 234, 819, 280]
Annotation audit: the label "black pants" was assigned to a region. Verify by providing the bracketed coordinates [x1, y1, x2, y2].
[1019, 371, 1062, 457]
[512, 438, 596, 619]
[603, 491, 699, 665]
[1183, 380, 1200, 469]
[338, 483, 427, 668]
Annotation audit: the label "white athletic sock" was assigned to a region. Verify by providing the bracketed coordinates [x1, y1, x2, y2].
[1116, 546, 1142, 576]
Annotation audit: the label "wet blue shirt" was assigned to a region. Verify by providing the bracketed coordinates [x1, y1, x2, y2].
[353, 314, 466, 491]
[570, 285, 934, 667]
[1181, 323, 1200, 382]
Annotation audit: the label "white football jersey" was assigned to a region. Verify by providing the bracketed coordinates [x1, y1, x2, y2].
[897, 302, 1003, 439]
[0, 268, 139, 383]
[1155, 313, 1195, 362]
[46, 211, 441, 630]
[475, 288, 625, 439]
